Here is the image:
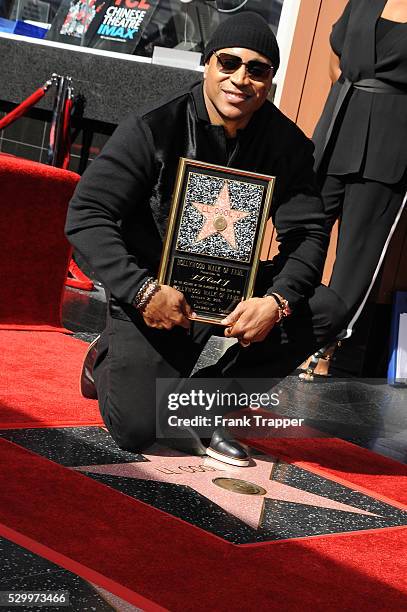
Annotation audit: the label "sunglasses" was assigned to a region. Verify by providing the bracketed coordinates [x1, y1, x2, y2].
[213, 51, 273, 80]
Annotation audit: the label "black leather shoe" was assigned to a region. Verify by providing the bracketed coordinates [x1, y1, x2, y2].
[80, 336, 99, 399]
[206, 428, 250, 467]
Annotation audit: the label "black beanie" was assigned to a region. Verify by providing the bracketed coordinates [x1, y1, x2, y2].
[204, 12, 280, 73]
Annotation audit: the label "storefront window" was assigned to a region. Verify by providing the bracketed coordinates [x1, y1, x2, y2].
[1, 0, 285, 61]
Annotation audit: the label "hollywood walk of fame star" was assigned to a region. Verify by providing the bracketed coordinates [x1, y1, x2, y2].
[75, 451, 380, 530]
[192, 182, 250, 249]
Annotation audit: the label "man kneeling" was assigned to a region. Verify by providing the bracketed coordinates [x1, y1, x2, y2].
[65, 12, 346, 467]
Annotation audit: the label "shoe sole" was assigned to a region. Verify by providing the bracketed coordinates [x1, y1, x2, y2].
[79, 336, 99, 399]
[206, 447, 250, 467]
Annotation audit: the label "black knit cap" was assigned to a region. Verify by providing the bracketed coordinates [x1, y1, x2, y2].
[204, 11, 280, 73]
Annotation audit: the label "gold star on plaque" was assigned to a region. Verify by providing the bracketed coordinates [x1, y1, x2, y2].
[192, 182, 250, 249]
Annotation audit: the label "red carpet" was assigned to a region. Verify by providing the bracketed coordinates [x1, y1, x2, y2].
[0, 331, 102, 428]
[244, 436, 407, 507]
[0, 156, 79, 331]
[0, 437, 406, 611]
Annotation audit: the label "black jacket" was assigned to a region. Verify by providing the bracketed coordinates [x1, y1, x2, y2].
[313, 0, 407, 183]
[66, 82, 328, 309]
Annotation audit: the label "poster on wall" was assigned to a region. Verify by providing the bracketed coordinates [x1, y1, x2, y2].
[46, 0, 159, 54]
[87, 0, 159, 51]
[46, 0, 107, 46]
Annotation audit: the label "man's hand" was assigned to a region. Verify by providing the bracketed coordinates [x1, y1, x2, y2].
[221, 297, 280, 346]
[142, 285, 193, 330]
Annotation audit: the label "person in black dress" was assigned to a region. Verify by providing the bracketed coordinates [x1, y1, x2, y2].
[313, 0, 407, 333]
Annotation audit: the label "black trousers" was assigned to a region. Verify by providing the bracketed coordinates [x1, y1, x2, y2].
[93, 284, 346, 452]
[321, 173, 407, 323]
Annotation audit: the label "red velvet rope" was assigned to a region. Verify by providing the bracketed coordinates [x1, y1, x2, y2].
[0, 88, 46, 130]
[61, 96, 73, 170]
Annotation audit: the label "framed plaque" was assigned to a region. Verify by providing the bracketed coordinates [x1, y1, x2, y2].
[158, 158, 276, 324]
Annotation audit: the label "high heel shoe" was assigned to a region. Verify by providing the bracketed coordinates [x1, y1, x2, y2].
[298, 341, 340, 382]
